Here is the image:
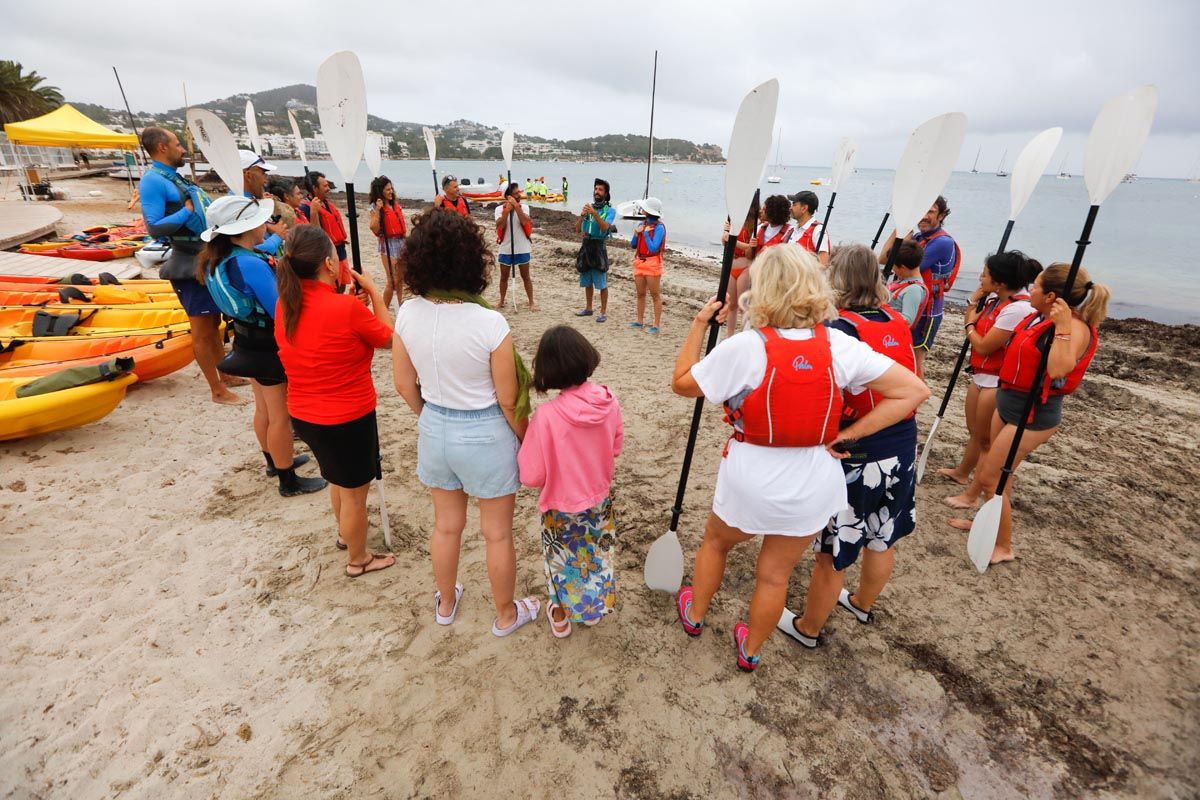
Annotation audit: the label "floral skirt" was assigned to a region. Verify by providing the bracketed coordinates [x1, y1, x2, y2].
[541, 496, 617, 623]
[817, 448, 917, 571]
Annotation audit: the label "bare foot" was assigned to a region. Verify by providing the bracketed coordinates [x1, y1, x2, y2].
[943, 493, 979, 510]
[212, 389, 247, 405]
[346, 552, 396, 578]
[528, 302, 540, 311]
[990, 548, 1016, 565]
[947, 517, 973, 531]
[937, 467, 970, 485]
[220, 374, 250, 388]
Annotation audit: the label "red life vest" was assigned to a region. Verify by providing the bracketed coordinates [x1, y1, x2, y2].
[756, 222, 795, 251]
[379, 202, 407, 238]
[635, 222, 666, 258]
[312, 198, 347, 246]
[436, 194, 470, 217]
[968, 292, 1030, 376]
[999, 313, 1098, 401]
[796, 219, 824, 253]
[915, 228, 962, 318]
[836, 307, 916, 421]
[294, 207, 310, 226]
[723, 325, 842, 447]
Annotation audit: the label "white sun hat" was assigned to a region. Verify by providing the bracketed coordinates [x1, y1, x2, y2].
[238, 149, 277, 172]
[199, 195, 275, 242]
[638, 197, 664, 217]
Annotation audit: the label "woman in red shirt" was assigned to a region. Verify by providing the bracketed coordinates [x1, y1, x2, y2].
[275, 226, 396, 578]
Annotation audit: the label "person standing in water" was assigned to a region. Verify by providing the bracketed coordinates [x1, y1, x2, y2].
[574, 178, 616, 323]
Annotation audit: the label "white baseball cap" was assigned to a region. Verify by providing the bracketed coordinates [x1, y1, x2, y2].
[238, 149, 277, 172]
[200, 195, 275, 242]
[638, 197, 664, 217]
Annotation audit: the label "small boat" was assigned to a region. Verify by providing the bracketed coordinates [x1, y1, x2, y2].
[995, 149, 1009, 178]
[766, 128, 783, 183]
[134, 243, 171, 270]
[1056, 152, 1072, 179]
[0, 372, 137, 441]
[971, 146, 981, 174]
[810, 178, 828, 186]
[1121, 173, 1137, 183]
[0, 285, 178, 306]
[57, 243, 138, 261]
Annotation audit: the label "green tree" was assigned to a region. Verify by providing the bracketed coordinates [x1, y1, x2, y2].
[0, 61, 63, 125]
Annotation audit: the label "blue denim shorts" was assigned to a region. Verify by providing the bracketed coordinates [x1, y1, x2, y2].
[417, 402, 520, 498]
[579, 269, 608, 290]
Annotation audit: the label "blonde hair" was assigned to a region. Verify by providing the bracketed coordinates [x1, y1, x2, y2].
[742, 246, 837, 329]
[828, 244, 889, 310]
[1041, 262, 1110, 327]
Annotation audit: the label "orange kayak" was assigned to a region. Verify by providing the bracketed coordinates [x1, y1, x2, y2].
[0, 286, 179, 306]
[0, 306, 187, 330]
[0, 275, 171, 288]
[0, 331, 194, 382]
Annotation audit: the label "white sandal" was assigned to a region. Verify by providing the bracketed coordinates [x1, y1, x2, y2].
[547, 603, 572, 638]
[491, 596, 540, 637]
[434, 583, 464, 626]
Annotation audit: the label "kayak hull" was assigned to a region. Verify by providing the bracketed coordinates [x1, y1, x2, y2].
[0, 306, 188, 330]
[0, 373, 137, 441]
[0, 332, 195, 382]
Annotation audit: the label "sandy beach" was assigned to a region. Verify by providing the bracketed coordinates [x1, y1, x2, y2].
[1, 178, 1197, 799]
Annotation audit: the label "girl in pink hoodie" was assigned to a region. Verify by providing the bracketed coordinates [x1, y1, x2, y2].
[519, 325, 624, 638]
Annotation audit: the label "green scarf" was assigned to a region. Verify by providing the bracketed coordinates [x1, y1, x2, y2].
[426, 289, 531, 422]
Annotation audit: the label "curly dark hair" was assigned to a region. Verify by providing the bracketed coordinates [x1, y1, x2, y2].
[763, 194, 791, 226]
[368, 175, 393, 206]
[402, 209, 491, 296]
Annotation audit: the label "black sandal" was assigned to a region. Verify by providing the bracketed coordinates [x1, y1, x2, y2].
[346, 553, 394, 578]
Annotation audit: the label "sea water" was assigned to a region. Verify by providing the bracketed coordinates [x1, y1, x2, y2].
[275, 158, 1197, 324]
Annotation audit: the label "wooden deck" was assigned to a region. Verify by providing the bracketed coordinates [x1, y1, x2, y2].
[0, 250, 141, 281]
[0, 203, 63, 249]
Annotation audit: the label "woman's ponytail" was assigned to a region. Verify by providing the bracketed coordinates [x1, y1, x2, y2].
[278, 225, 334, 341]
[1079, 281, 1110, 328]
[1041, 262, 1109, 327]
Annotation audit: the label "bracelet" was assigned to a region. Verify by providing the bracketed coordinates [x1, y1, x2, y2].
[965, 322, 976, 330]
[1054, 334, 1071, 341]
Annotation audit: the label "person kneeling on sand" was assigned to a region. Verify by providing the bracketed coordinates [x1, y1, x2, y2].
[274, 226, 396, 578]
[518, 326, 623, 637]
[629, 197, 666, 333]
[778, 245, 923, 648]
[391, 210, 539, 636]
[574, 178, 616, 323]
[670, 246, 928, 672]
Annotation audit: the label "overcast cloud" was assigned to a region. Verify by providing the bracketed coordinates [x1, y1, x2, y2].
[7, 0, 1198, 176]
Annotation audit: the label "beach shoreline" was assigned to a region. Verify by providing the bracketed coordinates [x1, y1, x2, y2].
[1, 180, 1196, 798]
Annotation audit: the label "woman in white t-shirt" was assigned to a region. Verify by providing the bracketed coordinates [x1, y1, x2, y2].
[671, 246, 929, 672]
[392, 210, 540, 638]
[940, 252, 1041, 506]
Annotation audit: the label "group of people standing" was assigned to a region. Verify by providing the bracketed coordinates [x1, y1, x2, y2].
[138, 123, 1112, 666]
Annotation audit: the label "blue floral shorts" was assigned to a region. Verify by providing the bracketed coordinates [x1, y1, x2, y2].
[541, 497, 617, 623]
[817, 448, 917, 571]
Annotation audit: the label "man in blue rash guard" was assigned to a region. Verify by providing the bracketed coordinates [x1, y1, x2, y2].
[138, 126, 243, 405]
[237, 150, 287, 256]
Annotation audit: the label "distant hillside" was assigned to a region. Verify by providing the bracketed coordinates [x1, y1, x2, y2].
[67, 83, 724, 163]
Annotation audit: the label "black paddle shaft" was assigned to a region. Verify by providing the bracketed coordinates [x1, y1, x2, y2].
[814, 190, 836, 252]
[881, 234, 903, 281]
[669, 190, 760, 530]
[430, 169, 439, 197]
[345, 181, 363, 274]
[508, 169, 516, 260]
[871, 211, 891, 250]
[994, 205, 1097, 497]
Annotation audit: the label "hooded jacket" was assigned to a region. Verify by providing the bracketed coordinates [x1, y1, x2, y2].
[518, 381, 623, 513]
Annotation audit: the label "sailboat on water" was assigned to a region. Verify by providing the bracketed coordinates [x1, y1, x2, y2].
[970, 146, 981, 174]
[995, 149, 1009, 178]
[1056, 152, 1072, 179]
[617, 51, 659, 220]
[766, 129, 783, 183]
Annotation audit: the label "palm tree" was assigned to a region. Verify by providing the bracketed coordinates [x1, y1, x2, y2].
[0, 61, 64, 126]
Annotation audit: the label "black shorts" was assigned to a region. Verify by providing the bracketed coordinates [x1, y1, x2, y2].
[169, 278, 221, 317]
[292, 410, 381, 488]
[996, 388, 1064, 431]
[219, 323, 286, 386]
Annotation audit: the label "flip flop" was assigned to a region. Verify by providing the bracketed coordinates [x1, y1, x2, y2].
[777, 608, 822, 649]
[435, 583, 465, 626]
[345, 552, 395, 578]
[335, 537, 347, 551]
[837, 589, 874, 624]
[546, 603, 572, 638]
[492, 597, 541, 637]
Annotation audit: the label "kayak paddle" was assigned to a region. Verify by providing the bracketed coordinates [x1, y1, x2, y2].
[186, 109, 243, 196]
[364, 132, 383, 178]
[244, 100, 262, 155]
[645, 78, 779, 593]
[501, 128, 516, 263]
[422, 126, 439, 196]
[813, 137, 857, 252]
[287, 109, 308, 176]
[967, 86, 1157, 573]
[916, 126, 1063, 483]
[870, 209, 890, 250]
[881, 112, 968, 279]
[317, 50, 368, 274]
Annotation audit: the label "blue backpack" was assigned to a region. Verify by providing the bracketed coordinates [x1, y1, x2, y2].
[206, 252, 271, 326]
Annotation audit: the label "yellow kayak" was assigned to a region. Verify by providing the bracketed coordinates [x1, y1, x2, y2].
[0, 306, 188, 331]
[0, 321, 192, 346]
[0, 373, 137, 441]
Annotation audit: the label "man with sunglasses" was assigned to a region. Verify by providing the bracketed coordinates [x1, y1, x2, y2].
[239, 150, 287, 256]
[433, 174, 470, 217]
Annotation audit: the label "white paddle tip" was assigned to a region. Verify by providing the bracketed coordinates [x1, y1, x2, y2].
[967, 496, 1004, 573]
[644, 529, 684, 593]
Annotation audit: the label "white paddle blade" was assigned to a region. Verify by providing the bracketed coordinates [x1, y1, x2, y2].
[891, 112, 968, 236]
[186, 109, 242, 196]
[364, 132, 383, 176]
[830, 138, 858, 191]
[501, 129, 515, 171]
[967, 495, 1003, 573]
[422, 126, 437, 165]
[317, 50, 368, 184]
[1084, 85, 1158, 206]
[244, 100, 261, 154]
[915, 415, 941, 484]
[287, 109, 307, 166]
[376, 479, 392, 550]
[644, 529, 684, 593]
[1008, 127, 1063, 220]
[724, 78, 780, 224]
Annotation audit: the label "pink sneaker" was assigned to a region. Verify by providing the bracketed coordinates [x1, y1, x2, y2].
[733, 622, 760, 673]
[676, 586, 705, 637]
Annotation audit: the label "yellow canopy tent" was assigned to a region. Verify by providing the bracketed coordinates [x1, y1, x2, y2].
[4, 104, 137, 149]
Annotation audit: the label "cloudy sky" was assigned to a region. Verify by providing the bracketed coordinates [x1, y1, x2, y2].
[8, 0, 1198, 176]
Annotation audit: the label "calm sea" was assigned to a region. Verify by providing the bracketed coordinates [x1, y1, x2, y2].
[274, 158, 1198, 325]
